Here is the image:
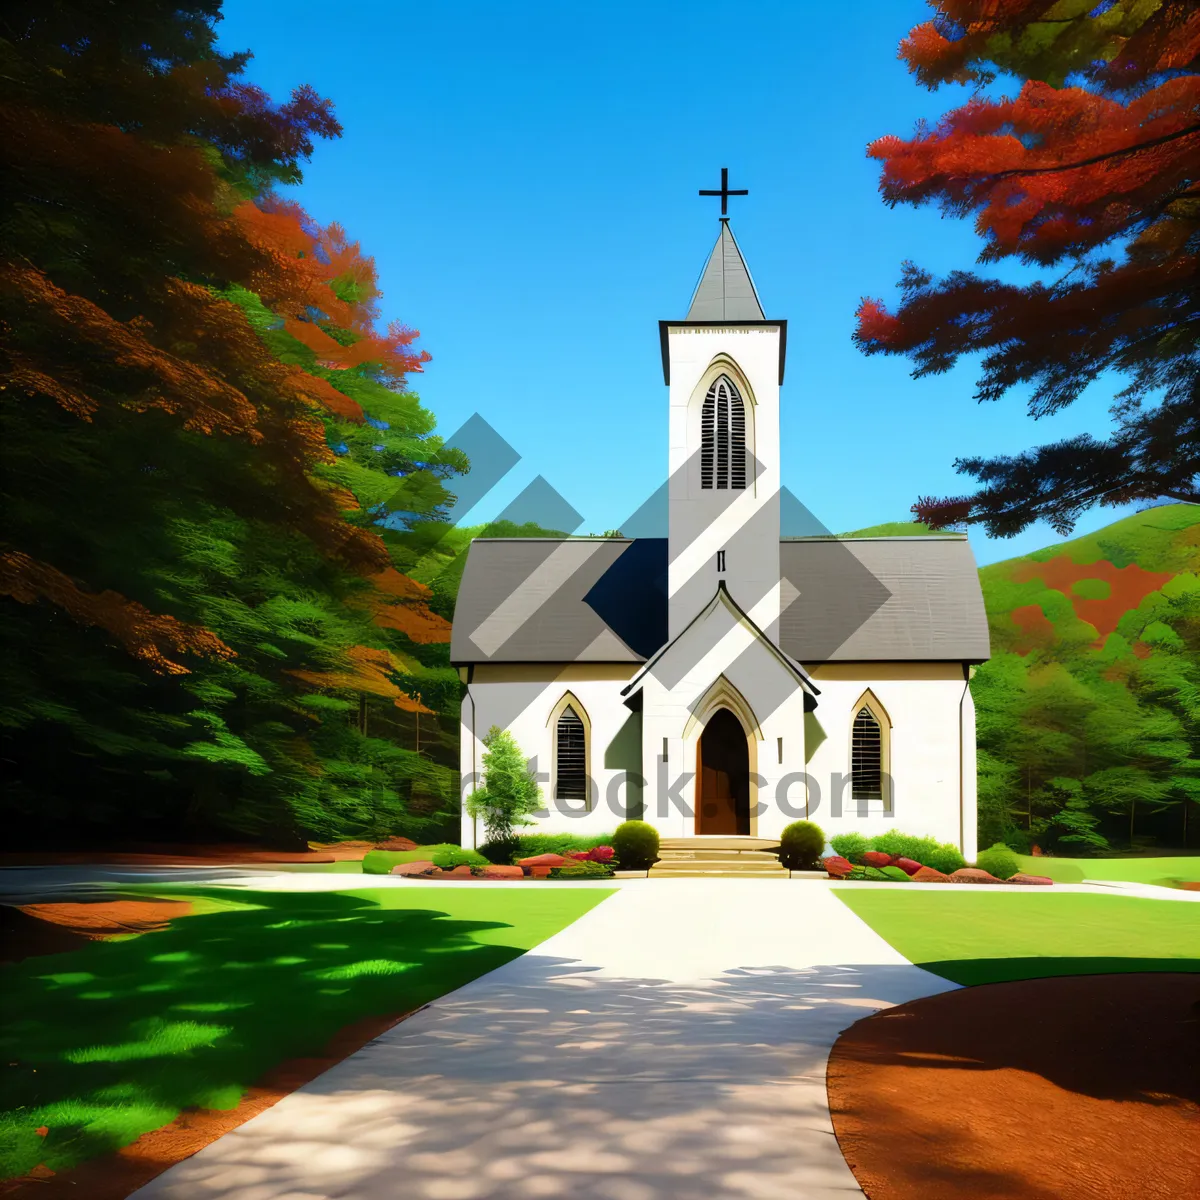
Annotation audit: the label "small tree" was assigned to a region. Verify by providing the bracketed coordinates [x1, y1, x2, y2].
[467, 726, 543, 846]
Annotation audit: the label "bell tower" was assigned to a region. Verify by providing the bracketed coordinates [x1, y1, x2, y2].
[660, 201, 786, 642]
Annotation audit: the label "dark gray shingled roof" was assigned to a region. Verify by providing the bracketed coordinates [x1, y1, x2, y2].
[685, 223, 765, 321]
[451, 536, 990, 665]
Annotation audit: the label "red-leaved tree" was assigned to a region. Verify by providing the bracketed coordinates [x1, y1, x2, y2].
[855, 0, 1199, 535]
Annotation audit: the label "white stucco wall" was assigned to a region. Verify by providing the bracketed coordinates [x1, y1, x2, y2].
[459, 660, 978, 857]
[803, 664, 977, 858]
[459, 664, 642, 848]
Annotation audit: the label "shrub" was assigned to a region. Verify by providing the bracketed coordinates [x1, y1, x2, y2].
[612, 820, 659, 870]
[481, 832, 614, 863]
[830, 832, 870, 863]
[362, 844, 489, 875]
[432, 846, 490, 869]
[478, 837, 519, 865]
[778, 820, 826, 869]
[869, 831, 940, 864]
[465, 726, 543, 845]
[975, 843, 1020, 880]
[879, 865, 912, 882]
[548, 861, 614, 880]
[924, 842, 967, 875]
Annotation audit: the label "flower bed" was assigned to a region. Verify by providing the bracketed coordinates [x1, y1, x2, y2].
[824, 832, 1053, 886]
[386, 848, 616, 882]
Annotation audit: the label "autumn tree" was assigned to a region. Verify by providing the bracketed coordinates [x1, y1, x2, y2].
[855, 0, 1200, 536]
[1, 2, 464, 846]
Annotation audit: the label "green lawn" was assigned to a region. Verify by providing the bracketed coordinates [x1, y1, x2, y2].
[835, 888, 1200, 985]
[0, 885, 611, 1180]
[1014, 853, 1200, 889]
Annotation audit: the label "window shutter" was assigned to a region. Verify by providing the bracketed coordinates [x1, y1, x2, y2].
[555, 706, 587, 800]
[851, 706, 883, 801]
[701, 387, 715, 489]
[700, 375, 746, 492]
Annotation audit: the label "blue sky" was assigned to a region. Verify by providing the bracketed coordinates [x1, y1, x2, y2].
[218, 0, 1140, 565]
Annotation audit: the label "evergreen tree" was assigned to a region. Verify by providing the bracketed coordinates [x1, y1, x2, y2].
[466, 727, 543, 846]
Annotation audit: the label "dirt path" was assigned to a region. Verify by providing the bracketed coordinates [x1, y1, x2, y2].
[828, 972, 1200, 1200]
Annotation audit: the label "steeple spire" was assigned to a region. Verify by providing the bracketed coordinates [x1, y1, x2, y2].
[685, 222, 765, 321]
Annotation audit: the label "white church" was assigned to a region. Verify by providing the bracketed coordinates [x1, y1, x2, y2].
[452, 210, 989, 861]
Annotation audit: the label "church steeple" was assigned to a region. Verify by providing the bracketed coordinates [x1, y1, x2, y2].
[685, 222, 765, 321]
[663, 198, 785, 642]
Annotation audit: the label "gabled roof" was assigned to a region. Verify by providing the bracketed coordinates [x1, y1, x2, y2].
[685, 222, 765, 321]
[620, 580, 818, 700]
[450, 536, 991, 666]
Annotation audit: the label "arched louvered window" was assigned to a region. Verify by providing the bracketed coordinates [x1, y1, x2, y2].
[851, 706, 883, 802]
[700, 374, 747, 490]
[554, 705, 587, 801]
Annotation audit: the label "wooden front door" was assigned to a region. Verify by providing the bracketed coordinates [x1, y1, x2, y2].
[696, 708, 750, 835]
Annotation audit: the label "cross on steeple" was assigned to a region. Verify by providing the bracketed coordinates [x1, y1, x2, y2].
[698, 167, 748, 219]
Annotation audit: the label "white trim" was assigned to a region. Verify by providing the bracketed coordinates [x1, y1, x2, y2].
[683, 674, 764, 742]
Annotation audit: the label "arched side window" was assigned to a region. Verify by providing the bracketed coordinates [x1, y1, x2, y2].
[551, 700, 589, 805]
[850, 707, 883, 802]
[700, 374, 747, 490]
[850, 690, 891, 809]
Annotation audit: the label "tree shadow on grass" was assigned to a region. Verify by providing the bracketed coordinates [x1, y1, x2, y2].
[0, 888, 527, 1178]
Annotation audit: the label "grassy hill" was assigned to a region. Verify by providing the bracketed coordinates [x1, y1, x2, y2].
[971, 505, 1199, 854]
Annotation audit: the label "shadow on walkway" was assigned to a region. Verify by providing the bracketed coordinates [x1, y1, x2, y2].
[137, 953, 951, 1199]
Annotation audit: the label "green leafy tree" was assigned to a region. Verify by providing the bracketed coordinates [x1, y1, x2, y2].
[1, 2, 463, 846]
[972, 507, 1200, 852]
[855, 2, 1199, 536]
[466, 726, 543, 846]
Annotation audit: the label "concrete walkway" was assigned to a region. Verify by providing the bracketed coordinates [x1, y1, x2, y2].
[132, 880, 956, 1200]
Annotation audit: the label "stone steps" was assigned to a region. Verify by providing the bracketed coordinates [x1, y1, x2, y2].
[649, 836, 787, 879]
[656, 849, 780, 863]
[659, 837, 780, 851]
[648, 869, 791, 879]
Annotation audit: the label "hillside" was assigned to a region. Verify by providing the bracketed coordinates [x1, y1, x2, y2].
[973, 505, 1199, 853]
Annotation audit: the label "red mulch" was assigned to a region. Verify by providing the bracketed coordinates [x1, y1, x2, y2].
[1, 899, 195, 964]
[827, 973, 1200, 1200]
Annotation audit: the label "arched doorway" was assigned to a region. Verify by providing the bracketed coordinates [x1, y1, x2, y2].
[696, 708, 750, 835]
